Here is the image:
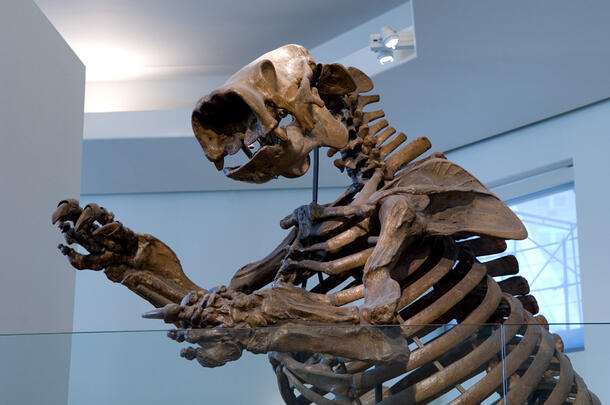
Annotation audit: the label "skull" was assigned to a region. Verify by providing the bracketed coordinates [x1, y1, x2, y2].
[192, 44, 357, 183]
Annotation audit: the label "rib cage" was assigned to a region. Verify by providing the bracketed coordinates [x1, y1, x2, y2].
[268, 76, 600, 404]
[274, 236, 599, 404]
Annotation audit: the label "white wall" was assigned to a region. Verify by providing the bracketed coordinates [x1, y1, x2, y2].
[84, 75, 229, 113]
[0, 0, 84, 403]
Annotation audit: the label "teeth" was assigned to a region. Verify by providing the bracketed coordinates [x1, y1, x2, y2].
[213, 157, 224, 170]
[258, 135, 271, 146]
[241, 142, 253, 158]
[214, 115, 286, 175]
[265, 127, 287, 145]
[272, 126, 288, 142]
[244, 128, 259, 146]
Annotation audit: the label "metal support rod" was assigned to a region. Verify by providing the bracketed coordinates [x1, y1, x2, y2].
[375, 382, 383, 403]
[500, 323, 508, 403]
[312, 147, 319, 203]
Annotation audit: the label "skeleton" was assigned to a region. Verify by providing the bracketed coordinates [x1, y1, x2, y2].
[53, 45, 599, 404]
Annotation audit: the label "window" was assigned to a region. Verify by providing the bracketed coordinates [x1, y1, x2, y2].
[488, 185, 583, 350]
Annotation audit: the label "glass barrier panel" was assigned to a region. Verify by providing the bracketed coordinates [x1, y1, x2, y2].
[563, 323, 609, 403]
[3, 323, 608, 404]
[0, 324, 507, 404]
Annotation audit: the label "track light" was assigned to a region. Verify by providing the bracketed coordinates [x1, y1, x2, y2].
[380, 26, 399, 49]
[370, 26, 415, 65]
[377, 48, 394, 65]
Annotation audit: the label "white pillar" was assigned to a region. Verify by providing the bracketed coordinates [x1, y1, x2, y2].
[0, 0, 84, 403]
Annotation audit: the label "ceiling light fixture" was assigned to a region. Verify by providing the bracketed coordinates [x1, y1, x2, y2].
[380, 25, 400, 49]
[370, 25, 415, 65]
[377, 48, 394, 65]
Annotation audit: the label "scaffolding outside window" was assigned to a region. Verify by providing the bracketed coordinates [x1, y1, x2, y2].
[486, 185, 583, 350]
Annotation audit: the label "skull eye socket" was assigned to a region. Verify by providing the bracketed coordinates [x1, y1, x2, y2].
[265, 103, 292, 126]
[197, 92, 255, 136]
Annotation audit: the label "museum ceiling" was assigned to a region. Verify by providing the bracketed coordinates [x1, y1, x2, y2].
[36, 0, 610, 153]
[35, 0, 406, 81]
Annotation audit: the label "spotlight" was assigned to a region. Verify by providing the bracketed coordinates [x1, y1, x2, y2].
[377, 48, 394, 65]
[370, 26, 415, 65]
[380, 26, 399, 49]
[370, 33, 394, 65]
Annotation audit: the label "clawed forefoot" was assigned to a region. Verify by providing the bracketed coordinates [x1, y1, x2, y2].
[53, 198, 201, 307]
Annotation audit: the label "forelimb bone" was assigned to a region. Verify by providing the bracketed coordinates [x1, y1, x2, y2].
[360, 195, 423, 324]
[169, 323, 410, 368]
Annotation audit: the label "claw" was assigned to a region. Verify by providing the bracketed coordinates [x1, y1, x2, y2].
[92, 222, 121, 236]
[58, 243, 72, 256]
[75, 204, 96, 232]
[180, 290, 207, 306]
[75, 203, 115, 232]
[202, 293, 219, 308]
[52, 199, 80, 224]
[180, 347, 198, 360]
[142, 303, 181, 323]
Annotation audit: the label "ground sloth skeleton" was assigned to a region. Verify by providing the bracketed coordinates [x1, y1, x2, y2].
[53, 45, 599, 404]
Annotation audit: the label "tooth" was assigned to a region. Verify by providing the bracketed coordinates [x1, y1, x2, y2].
[244, 128, 259, 146]
[272, 127, 288, 142]
[258, 136, 269, 146]
[213, 157, 224, 170]
[240, 143, 253, 158]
